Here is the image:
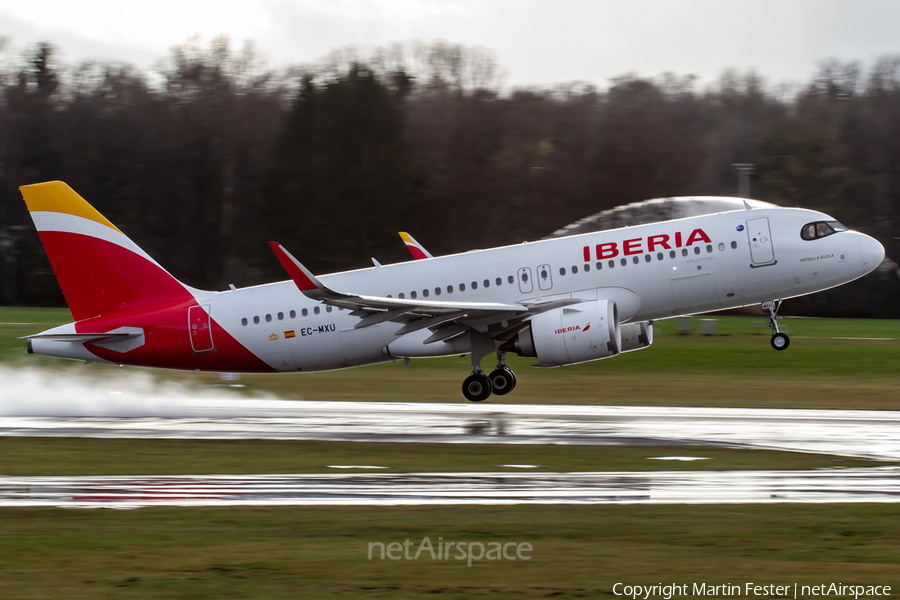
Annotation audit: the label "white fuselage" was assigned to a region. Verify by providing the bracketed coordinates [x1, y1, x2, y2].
[203, 206, 883, 372]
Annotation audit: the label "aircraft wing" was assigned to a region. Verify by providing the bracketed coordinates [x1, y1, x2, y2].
[269, 242, 574, 338]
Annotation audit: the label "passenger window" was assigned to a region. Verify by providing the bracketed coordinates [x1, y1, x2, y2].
[572, 265, 578, 273]
[314, 306, 320, 315]
[435, 287, 441, 296]
[657, 252, 663, 260]
[326, 306, 332, 313]
[253, 316, 260, 324]
[399, 293, 405, 298]
[471, 281, 478, 290]
[620, 258, 627, 266]
[584, 263, 590, 272]
[730, 241, 737, 249]
[596, 262, 603, 270]
[718, 243, 725, 251]
[448, 285, 454, 293]
[483, 279, 490, 288]
[669, 250, 676, 258]
[302, 308, 308, 317]
[682, 249, 688, 257]
[266, 314, 272, 322]
[241, 318, 248, 326]
[559, 267, 566, 276]
[496, 277, 502, 286]
[278, 312, 284, 320]
[508, 275, 514, 284]
[460, 283, 466, 291]
[706, 245, 713, 253]
[411, 291, 417, 299]
[423, 289, 429, 297]
[644, 255, 651, 262]
[694, 246, 701, 255]
[290, 310, 296, 318]
[608, 260, 615, 268]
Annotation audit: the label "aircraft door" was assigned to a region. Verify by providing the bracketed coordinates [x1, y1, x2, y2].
[746, 217, 776, 265]
[517, 267, 533, 294]
[188, 305, 215, 353]
[537, 264, 553, 291]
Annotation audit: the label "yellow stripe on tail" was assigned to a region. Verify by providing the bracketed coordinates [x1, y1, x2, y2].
[20, 181, 121, 233]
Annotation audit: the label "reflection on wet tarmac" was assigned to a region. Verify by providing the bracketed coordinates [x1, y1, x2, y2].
[2, 400, 900, 460]
[1, 468, 898, 508]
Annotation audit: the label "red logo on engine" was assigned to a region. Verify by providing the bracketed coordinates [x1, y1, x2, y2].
[554, 325, 581, 335]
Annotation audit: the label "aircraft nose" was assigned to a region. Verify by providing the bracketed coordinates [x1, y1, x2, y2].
[859, 235, 885, 270]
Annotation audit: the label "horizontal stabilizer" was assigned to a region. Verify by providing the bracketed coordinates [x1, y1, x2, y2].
[21, 332, 136, 342]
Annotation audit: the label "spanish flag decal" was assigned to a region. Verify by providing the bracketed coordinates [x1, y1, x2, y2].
[284, 330, 296, 338]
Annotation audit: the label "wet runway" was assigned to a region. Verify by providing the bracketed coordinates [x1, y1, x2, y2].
[2, 468, 898, 508]
[3, 399, 900, 460]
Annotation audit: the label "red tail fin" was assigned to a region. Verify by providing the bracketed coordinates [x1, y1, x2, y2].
[20, 181, 195, 321]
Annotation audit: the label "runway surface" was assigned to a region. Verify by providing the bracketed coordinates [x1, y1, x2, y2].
[2, 468, 897, 508]
[3, 398, 900, 460]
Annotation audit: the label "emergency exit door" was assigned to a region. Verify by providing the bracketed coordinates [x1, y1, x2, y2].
[189, 305, 215, 353]
[746, 217, 776, 265]
[517, 267, 533, 294]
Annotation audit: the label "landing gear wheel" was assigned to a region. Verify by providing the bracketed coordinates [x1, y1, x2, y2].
[771, 333, 790, 351]
[488, 368, 517, 396]
[462, 372, 493, 402]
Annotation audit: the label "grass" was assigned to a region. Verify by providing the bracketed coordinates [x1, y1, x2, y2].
[0, 504, 899, 598]
[0, 438, 883, 476]
[1, 309, 899, 597]
[3, 307, 898, 409]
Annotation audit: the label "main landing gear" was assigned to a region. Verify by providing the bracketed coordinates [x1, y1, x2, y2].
[462, 354, 518, 402]
[762, 300, 790, 351]
[462, 332, 517, 402]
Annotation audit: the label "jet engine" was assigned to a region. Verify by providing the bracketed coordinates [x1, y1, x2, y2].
[619, 321, 653, 353]
[502, 299, 621, 367]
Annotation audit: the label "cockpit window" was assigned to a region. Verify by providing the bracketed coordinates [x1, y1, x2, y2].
[801, 221, 847, 240]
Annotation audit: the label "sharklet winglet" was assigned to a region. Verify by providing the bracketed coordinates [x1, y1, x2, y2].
[399, 231, 434, 260]
[268, 242, 343, 300]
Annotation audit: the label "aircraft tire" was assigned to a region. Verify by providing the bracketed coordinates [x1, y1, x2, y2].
[463, 373, 493, 402]
[771, 333, 790, 351]
[489, 368, 516, 396]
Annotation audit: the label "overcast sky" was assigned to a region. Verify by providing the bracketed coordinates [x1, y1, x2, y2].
[1, 0, 899, 88]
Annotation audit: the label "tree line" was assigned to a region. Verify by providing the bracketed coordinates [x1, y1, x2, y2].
[0, 38, 897, 312]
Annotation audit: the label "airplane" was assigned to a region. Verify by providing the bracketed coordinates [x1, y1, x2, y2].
[20, 181, 885, 402]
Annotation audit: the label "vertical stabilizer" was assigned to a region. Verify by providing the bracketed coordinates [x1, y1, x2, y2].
[20, 181, 195, 321]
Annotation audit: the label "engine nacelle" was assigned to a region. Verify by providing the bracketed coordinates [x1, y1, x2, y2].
[619, 321, 653, 353]
[503, 299, 621, 367]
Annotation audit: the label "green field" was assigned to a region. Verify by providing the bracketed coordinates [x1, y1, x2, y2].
[3, 307, 898, 409]
[1, 504, 899, 599]
[2, 308, 899, 598]
[0, 438, 882, 476]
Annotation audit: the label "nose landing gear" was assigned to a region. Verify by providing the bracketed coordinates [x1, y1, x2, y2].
[762, 300, 790, 351]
